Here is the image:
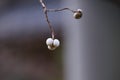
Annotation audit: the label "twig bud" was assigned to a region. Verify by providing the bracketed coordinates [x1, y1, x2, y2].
[73, 9, 82, 19]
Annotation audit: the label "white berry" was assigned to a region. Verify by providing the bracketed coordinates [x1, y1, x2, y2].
[46, 38, 60, 50]
[53, 39, 60, 47]
[46, 38, 54, 46]
[48, 46, 56, 50]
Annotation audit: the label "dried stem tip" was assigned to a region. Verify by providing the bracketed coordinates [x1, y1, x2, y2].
[73, 9, 82, 19]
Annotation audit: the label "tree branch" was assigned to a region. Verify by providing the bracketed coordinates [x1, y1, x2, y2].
[40, 0, 55, 39]
[47, 8, 75, 13]
[39, 0, 82, 39]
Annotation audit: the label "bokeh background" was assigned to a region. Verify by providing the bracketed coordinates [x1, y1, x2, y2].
[0, 0, 120, 80]
[0, 0, 62, 80]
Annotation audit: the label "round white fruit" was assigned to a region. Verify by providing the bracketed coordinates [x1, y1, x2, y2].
[46, 38, 54, 46]
[53, 39, 60, 47]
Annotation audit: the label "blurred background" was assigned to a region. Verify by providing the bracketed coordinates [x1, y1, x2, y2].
[0, 0, 120, 80]
[0, 0, 62, 80]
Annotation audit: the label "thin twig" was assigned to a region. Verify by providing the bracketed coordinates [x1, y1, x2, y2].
[39, 0, 79, 39]
[47, 8, 75, 13]
[40, 0, 55, 39]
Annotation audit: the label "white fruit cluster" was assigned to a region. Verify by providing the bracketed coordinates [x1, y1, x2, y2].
[46, 38, 60, 50]
[73, 9, 82, 19]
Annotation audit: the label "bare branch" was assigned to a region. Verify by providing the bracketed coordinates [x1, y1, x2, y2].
[39, 0, 82, 39]
[47, 8, 75, 13]
[40, 0, 55, 39]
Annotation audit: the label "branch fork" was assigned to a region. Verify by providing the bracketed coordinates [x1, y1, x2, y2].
[39, 0, 82, 50]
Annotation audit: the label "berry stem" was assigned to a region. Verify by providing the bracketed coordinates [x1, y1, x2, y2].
[47, 8, 75, 13]
[40, 0, 55, 39]
[39, 0, 82, 39]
